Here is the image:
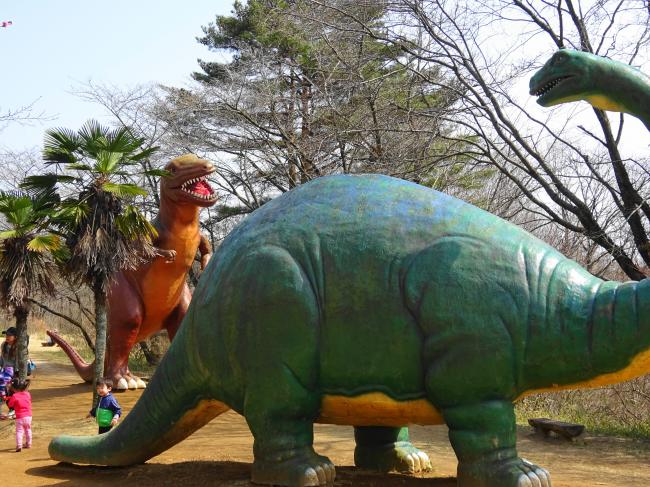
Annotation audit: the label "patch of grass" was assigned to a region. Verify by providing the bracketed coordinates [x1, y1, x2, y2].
[516, 383, 650, 440]
[127, 347, 158, 379]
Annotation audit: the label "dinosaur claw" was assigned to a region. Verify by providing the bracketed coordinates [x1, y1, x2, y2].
[313, 465, 327, 485]
[252, 449, 335, 486]
[418, 451, 433, 471]
[301, 467, 319, 486]
[405, 454, 416, 472]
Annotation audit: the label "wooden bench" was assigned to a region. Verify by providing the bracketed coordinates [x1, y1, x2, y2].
[528, 418, 585, 441]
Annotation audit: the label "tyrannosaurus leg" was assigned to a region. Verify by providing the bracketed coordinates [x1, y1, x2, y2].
[106, 273, 144, 390]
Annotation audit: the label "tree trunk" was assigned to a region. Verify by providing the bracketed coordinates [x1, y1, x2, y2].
[287, 70, 298, 188]
[13, 304, 29, 380]
[299, 77, 313, 183]
[92, 281, 108, 407]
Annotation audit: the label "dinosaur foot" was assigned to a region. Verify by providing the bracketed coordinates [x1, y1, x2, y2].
[252, 447, 336, 486]
[458, 458, 551, 487]
[113, 374, 147, 391]
[354, 440, 432, 473]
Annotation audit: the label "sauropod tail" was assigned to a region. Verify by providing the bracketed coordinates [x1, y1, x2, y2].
[48, 318, 229, 466]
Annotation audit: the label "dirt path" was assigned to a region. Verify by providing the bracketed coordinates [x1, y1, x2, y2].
[1, 344, 649, 486]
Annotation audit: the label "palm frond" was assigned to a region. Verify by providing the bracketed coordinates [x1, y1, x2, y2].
[0, 191, 59, 239]
[77, 120, 114, 158]
[1, 194, 31, 211]
[130, 146, 160, 161]
[115, 204, 158, 241]
[50, 245, 71, 264]
[0, 194, 34, 228]
[102, 183, 148, 198]
[95, 151, 124, 174]
[66, 163, 95, 172]
[31, 187, 60, 213]
[106, 126, 144, 153]
[21, 174, 77, 192]
[0, 230, 18, 240]
[142, 168, 171, 177]
[43, 128, 81, 165]
[0, 190, 23, 202]
[27, 234, 62, 253]
[44, 127, 81, 152]
[54, 200, 90, 226]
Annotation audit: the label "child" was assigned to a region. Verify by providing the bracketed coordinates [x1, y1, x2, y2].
[6, 378, 32, 452]
[0, 366, 14, 420]
[87, 378, 121, 434]
[0, 327, 17, 371]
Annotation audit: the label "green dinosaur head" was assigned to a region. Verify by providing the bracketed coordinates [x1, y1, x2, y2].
[530, 50, 597, 108]
[530, 49, 628, 112]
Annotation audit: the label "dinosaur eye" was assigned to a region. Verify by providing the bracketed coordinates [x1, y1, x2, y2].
[554, 51, 568, 64]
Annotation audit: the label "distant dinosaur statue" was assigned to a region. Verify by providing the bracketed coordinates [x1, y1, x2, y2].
[48, 154, 217, 390]
[49, 52, 650, 487]
[530, 48, 650, 130]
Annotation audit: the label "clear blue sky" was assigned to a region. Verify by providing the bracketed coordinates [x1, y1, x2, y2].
[0, 1, 232, 152]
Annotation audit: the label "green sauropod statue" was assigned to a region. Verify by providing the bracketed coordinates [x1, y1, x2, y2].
[49, 51, 650, 487]
[530, 48, 650, 130]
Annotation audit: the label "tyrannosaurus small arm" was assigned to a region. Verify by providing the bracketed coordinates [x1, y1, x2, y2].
[48, 154, 218, 390]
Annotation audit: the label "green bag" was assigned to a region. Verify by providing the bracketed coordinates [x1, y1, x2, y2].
[96, 407, 113, 427]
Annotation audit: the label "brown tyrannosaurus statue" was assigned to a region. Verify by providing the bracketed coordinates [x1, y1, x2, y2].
[48, 154, 218, 390]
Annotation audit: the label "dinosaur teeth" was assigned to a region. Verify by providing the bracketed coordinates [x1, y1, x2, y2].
[178, 175, 216, 200]
[534, 76, 570, 97]
[180, 176, 207, 189]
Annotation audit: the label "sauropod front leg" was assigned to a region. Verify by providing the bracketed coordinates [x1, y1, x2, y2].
[444, 401, 551, 487]
[238, 246, 335, 486]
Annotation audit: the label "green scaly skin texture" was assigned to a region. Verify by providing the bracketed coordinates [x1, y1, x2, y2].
[529, 49, 650, 130]
[49, 174, 650, 487]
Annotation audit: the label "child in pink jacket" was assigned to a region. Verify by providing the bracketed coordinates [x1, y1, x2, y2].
[6, 378, 32, 452]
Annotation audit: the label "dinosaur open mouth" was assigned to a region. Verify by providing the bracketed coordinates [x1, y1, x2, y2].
[531, 75, 573, 98]
[180, 176, 216, 201]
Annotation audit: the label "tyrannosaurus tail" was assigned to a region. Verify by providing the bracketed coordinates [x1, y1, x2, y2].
[46, 330, 94, 383]
[48, 319, 229, 466]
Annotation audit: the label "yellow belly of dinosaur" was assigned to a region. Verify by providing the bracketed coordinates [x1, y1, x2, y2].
[317, 392, 444, 426]
[182, 350, 650, 431]
[316, 349, 650, 425]
[520, 347, 650, 398]
[585, 94, 626, 113]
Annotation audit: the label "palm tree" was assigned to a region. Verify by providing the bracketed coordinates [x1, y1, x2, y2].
[0, 188, 63, 379]
[23, 120, 162, 403]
